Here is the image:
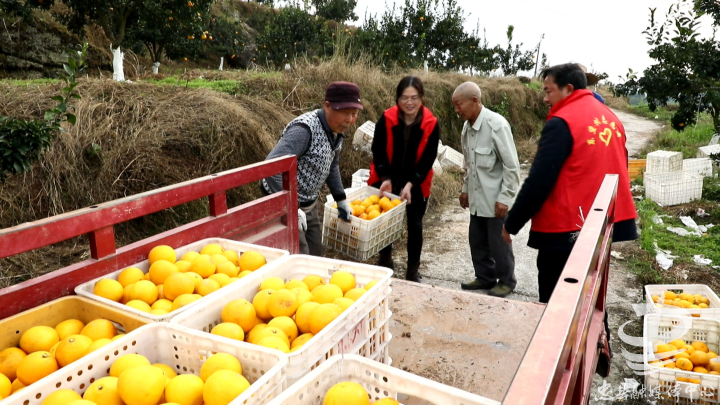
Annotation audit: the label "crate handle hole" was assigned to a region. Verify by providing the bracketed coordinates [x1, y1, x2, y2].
[564, 278, 579, 284]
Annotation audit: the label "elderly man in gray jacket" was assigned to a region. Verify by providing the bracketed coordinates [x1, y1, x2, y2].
[452, 82, 521, 297]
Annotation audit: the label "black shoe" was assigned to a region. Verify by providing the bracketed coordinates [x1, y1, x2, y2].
[488, 282, 515, 298]
[460, 279, 496, 290]
[406, 262, 423, 283]
[377, 251, 394, 270]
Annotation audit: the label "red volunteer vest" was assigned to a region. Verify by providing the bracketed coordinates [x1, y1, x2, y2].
[367, 106, 437, 198]
[531, 90, 637, 233]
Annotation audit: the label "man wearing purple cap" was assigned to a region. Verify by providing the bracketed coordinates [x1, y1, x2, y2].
[262, 82, 362, 255]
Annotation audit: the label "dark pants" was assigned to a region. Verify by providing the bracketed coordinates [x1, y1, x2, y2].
[299, 201, 322, 256]
[537, 248, 612, 356]
[380, 191, 428, 264]
[469, 215, 516, 288]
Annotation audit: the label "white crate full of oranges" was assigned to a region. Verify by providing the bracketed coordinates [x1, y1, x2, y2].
[172, 254, 393, 385]
[75, 238, 290, 322]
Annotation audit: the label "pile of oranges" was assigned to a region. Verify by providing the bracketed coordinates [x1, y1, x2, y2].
[336, 195, 402, 221]
[213, 271, 379, 354]
[323, 381, 398, 405]
[92, 244, 267, 316]
[0, 318, 124, 400]
[650, 338, 720, 384]
[651, 291, 712, 317]
[39, 351, 250, 405]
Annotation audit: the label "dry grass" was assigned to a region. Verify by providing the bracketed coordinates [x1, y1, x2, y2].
[0, 55, 544, 285]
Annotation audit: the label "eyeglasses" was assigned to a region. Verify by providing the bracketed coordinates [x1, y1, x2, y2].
[399, 95, 421, 103]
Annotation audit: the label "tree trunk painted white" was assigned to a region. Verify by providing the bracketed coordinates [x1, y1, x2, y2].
[219, 57, 224, 71]
[111, 46, 125, 81]
[152, 62, 160, 75]
[424, 60, 428, 73]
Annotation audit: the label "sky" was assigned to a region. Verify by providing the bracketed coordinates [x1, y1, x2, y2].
[351, 0, 716, 81]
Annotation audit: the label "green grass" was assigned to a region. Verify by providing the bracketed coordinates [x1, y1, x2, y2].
[2, 78, 62, 86]
[627, 103, 676, 122]
[636, 105, 716, 159]
[144, 77, 247, 95]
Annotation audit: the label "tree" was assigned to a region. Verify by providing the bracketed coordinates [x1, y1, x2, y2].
[615, 2, 720, 132]
[28, 0, 214, 80]
[128, 0, 213, 72]
[311, 0, 358, 22]
[496, 25, 536, 76]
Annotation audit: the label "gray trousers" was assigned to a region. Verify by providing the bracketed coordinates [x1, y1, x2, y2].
[299, 200, 322, 256]
[469, 215, 516, 288]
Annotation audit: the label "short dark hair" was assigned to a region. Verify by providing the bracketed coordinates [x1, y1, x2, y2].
[542, 63, 587, 90]
[396, 76, 424, 104]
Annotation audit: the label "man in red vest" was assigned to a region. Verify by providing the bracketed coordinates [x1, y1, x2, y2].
[502, 63, 637, 303]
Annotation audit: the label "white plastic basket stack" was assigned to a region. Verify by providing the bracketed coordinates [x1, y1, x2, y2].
[432, 158, 444, 175]
[646, 150, 683, 174]
[353, 121, 376, 153]
[698, 144, 720, 159]
[172, 255, 393, 386]
[322, 187, 407, 261]
[75, 238, 289, 322]
[644, 171, 703, 206]
[266, 354, 500, 405]
[351, 169, 370, 188]
[0, 323, 287, 405]
[643, 315, 720, 405]
[683, 158, 714, 177]
[439, 146, 464, 170]
[645, 284, 720, 319]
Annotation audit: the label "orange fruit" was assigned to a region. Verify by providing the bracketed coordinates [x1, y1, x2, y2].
[303, 275, 325, 292]
[364, 280, 378, 291]
[16, 351, 58, 385]
[691, 341, 709, 353]
[171, 294, 201, 311]
[191, 255, 216, 278]
[260, 277, 285, 291]
[200, 244, 224, 256]
[180, 251, 200, 262]
[175, 260, 192, 273]
[0, 347, 27, 381]
[0, 373, 9, 399]
[165, 374, 205, 405]
[94, 278, 124, 302]
[309, 303, 343, 334]
[268, 316, 299, 343]
[83, 376, 122, 405]
[20, 326, 60, 354]
[344, 288, 366, 301]
[675, 357, 693, 371]
[211, 253, 229, 264]
[246, 324, 268, 344]
[149, 259, 179, 285]
[87, 338, 111, 353]
[268, 289, 299, 317]
[55, 335, 93, 367]
[291, 333, 314, 349]
[694, 366, 709, 374]
[664, 291, 677, 300]
[323, 382, 370, 405]
[392, 198, 402, 206]
[129, 280, 159, 305]
[215, 261, 239, 278]
[221, 249, 240, 265]
[295, 302, 320, 334]
[117, 365, 165, 405]
[691, 351, 710, 367]
[253, 290, 274, 320]
[203, 370, 250, 405]
[196, 279, 221, 296]
[81, 319, 117, 341]
[200, 353, 242, 382]
[257, 336, 290, 353]
[654, 343, 676, 360]
[221, 299, 257, 333]
[352, 205, 366, 216]
[291, 288, 313, 306]
[209, 273, 232, 287]
[55, 319, 86, 340]
[211, 323, 245, 341]
[40, 389, 82, 404]
[285, 279, 308, 291]
[334, 297, 355, 311]
[110, 353, 151, 378]
[359, 213, 368, 220]
[152, 363, 177, 379]
[674, 352, 691, 360]
[164, 272, 196, 301]
[367, 210, 380, 220]
[121, 284, 134, 304]
[669, 339, 686, 350]
[312, 284, 344, 304]
[330, 271, 356, 294]
[151, 298, 173, 312]
[148, 245, 176, 264]
[253, 327, 289, 347]
[127, 300, 152, 312]
[238, 251, 266, 271]
[184, 271, 204, 289]
[117, 267, 145, 287]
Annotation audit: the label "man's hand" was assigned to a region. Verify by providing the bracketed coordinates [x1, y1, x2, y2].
[495, 202, 509, 218]
[401, 182, 412, 205]
[459, 192, 469, 209]
[502, 225, 512, 244]
[379, 179, 392, 197]
[337, 200, 353, 222]
[298, 208, 307, 231]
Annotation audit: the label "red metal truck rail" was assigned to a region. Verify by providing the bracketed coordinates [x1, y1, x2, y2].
[0, 156, 299, 320]
[504, 174, 619, 405]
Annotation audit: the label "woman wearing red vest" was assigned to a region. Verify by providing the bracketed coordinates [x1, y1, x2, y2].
[367, 76, 440, 282]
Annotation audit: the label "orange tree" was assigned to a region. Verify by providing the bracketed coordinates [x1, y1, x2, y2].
[614, 1, 720, 132]
[496, 25, 536, 76]
[311, 0, 358, 22]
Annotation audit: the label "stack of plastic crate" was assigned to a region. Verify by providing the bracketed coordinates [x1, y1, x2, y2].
[352, 121, 375, 153]
[697, 144, 720, 160]
[682, 158, 713, 177]
[644, 150, 703, 206]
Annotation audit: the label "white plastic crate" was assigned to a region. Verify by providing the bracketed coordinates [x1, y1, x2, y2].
[644, 171, 703, 206]
[433, 158, 443, 175]
[0, 323, 286, 405]
[75, 238, 289, 322]
[439, 146, 464, 170]
[266, 354, 500, 405]
[643, 315, 720, 404]
[646, 150, 683, 174]
[353, 121, 376, 153]
[646, 284, 720, 319]
[322, 186, 407, 261]
[352, 169, 370, 188]
[171, 254, 393, 385]
[684, 158, 714, 177]
[698, 144, 720, 159]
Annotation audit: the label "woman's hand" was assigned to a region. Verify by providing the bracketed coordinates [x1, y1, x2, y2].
[380, 179, 392, 197]
[401, 182, 413, 204]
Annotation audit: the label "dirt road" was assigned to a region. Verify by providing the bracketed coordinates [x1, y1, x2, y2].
[388, 108, 661, 402]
